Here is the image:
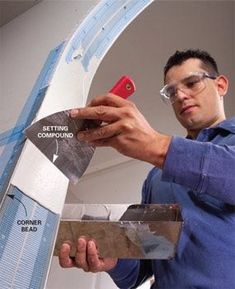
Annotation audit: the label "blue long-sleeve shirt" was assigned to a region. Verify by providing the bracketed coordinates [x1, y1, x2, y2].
[108, 117, 235, 289]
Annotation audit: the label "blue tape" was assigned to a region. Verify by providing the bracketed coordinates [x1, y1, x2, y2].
[65, 0, 152, 71]
[81, 1, 124, 49]
[0, 125, 25, 147]
[93, 0, 152, 61]
[0, 43, 64, 201]
[65, 0, 110, 62]
[82, 4, 128, 69]
[65, 0, 125, 64]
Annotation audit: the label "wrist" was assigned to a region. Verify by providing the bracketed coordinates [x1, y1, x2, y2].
[147, 132, 172, 168]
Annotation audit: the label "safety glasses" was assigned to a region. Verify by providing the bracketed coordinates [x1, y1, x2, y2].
[160, 72, 217, 104]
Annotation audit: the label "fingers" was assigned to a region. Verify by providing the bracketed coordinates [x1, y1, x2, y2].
[70, 94, 134, 121]
[75, 238, 102, 272]
[69, 93, 137, 145]
[59, 238, 118, 273]
[86, 240, 101, 272]
[59, 242, 75, 268]
[89, 93, 129, 107]
[75, 238, 89, 271]
[70, 106, 120, 122]
[77, 122, 122, 142]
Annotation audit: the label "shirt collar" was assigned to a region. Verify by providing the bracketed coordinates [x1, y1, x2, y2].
[215, 117, 235, 134]
[186, 117, 235, 140]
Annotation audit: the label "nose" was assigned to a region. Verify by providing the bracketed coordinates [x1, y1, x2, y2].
[174, 87, 190, 102]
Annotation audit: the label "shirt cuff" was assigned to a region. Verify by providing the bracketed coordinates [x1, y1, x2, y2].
[107, 259, 139, 288]
[162, 136, 210, 193]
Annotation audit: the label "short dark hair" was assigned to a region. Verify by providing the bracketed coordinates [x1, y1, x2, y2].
[164, 49, 219, 81]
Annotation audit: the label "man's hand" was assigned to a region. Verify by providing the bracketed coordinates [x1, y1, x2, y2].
[70, 93, 171, 168]
[59, 237, 118, 273]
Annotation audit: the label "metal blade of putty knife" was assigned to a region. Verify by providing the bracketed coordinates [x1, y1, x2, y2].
[25, 76, 136, 183]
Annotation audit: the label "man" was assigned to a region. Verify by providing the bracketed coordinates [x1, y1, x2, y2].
[59, 49, 235, 289]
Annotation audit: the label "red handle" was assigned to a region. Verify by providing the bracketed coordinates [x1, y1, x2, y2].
[109, 75, 136, 99]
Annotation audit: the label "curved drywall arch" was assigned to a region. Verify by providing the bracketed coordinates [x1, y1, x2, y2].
[0, 1, 154, 289]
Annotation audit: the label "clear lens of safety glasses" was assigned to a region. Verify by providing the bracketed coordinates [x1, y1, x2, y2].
[160, 72, 216, 104]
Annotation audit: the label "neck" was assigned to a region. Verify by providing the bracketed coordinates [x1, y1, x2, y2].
[187, 129, 201, 139]
[187, 115, 226, 139]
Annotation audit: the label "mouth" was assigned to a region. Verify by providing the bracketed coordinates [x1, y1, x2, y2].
[180, 105, 197, 115]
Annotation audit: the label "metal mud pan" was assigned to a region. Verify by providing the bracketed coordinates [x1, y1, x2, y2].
[54, 203, 183, 259]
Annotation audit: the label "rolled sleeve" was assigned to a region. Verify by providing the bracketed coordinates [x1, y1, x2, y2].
[162, 136, 235, 204]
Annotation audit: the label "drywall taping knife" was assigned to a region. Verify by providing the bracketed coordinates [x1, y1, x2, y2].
[25, 76, 136, 183]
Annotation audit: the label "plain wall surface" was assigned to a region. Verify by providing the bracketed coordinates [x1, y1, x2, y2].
[1, 1, 234, 289]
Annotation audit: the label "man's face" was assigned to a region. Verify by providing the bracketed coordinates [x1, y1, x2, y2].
[165, 59, 227, 137]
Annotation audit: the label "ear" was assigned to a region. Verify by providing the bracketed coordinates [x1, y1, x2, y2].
[216, 75, 229, 97]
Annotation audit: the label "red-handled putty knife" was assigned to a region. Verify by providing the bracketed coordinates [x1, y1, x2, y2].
[25, 76, 136, 183]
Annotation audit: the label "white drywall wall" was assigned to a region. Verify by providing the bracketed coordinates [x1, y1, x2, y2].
[0, 0, 99, 132]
